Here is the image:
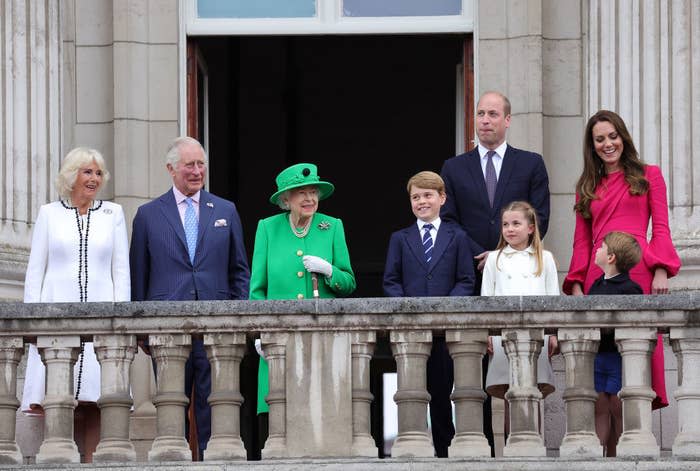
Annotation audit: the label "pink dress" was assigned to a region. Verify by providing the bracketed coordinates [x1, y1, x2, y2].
[563, 165, 681, 408]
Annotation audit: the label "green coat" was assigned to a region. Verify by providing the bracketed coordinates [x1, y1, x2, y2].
[250, 211, 356, 412]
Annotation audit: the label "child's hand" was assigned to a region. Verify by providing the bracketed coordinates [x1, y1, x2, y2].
[487, 335, 494, 355]
[548, 336, 559, 357]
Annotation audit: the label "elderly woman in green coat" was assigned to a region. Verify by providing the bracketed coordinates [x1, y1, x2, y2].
[250, 163, 356, 417]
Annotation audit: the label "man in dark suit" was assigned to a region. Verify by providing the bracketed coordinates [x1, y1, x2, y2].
[440, 92, 550, 454]
[130, 136, 250, 459]
[383, 171, 475, 457]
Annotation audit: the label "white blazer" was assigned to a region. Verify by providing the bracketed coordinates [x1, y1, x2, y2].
[480, 245, 559, 296]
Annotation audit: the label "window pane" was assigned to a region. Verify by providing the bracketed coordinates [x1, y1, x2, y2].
[343, 0, 461, 17]
[198, 0, 316, 18]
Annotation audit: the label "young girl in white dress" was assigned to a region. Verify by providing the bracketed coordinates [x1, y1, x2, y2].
[480, 201, 559, 437]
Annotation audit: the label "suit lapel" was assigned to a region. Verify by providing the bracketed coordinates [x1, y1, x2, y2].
[158, 190, 188, 253]
[493, 145, 516, 215]
[428, 224, 453, 272]
[464, 149, 491, 209]
[196, 190, 216, 256]
[405, 227, 429, 269]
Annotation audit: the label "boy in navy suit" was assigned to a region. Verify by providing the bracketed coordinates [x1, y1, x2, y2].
[383, 171, 475, 457]
[588, 231, 642, 456]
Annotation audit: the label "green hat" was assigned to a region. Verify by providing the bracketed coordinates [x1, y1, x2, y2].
[269, 163, 335, 205]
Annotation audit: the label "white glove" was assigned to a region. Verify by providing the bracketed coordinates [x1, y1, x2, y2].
[255, 338, 265, 360]
[303, 255, 333, 277]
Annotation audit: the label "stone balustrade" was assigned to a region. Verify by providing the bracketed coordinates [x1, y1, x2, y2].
[0, 294, 699, 466]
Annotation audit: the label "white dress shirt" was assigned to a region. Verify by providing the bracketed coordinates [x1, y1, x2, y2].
[173, 186, 200, 224]
[417, 217, 441, 244]
[478, 141, 508, 180]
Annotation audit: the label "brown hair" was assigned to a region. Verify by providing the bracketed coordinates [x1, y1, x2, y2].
[603, 231, 642, 273]
[479, 91, 511, 116]
[574, 110, 648, 219]
[495, 201, 545, 276]
[407, 171, 445, 194]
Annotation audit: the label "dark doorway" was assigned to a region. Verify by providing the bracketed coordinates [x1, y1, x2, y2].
[196, 34, 470, 297]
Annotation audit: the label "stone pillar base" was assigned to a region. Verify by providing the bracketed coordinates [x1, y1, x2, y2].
[350, 436, 377, 457]
[391, 432, 434, 457]
[0, 442, 22, 464]
[673, 433, 700, 457]
[147, 436, 192, 461]
[262, 437, 288, 459]
[35, 438, 80, 464]
[92, 439, 137, 462]
[205, 436, 247, 460]
[617, 432, 660, 457]
[502, 434, 546, 457]
[449, 433, 491, 457]
[559, 433, 602, 457]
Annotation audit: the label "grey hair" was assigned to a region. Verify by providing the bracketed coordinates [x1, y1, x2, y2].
[55, 147, 110, 199]
[165, 136, 208, 168]
[277, 191, 291, 210]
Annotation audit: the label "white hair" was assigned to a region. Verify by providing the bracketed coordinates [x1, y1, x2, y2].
[165, 136, 208, 168]
[55, 147, 110, 199]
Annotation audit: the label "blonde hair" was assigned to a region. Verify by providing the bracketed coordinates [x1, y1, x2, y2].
[495, 201, 545, 276]
[55, 147, 110, 199]
[406, 171, 445, 194]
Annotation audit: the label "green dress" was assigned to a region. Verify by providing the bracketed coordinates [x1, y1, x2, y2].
[250, 211, 356, 413]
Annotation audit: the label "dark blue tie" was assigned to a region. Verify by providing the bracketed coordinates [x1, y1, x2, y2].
[485, 150, 497, 207]
[422, 223, 434, 263]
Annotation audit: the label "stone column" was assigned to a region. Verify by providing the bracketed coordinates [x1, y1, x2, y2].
[389, 330, 434, 457]
[261, 332, 289, 459]
[502, 329, 546, 457]
[615, 328, 659, 457]
[558, 328, 602, 457]
[0, 337, 24, 464]
[92, 334, 137, 462]
[670, 327, 700, 457]
[202, 333, 247, 460]
[446, 329, 490, 457]
[147, 334, 192, 462]
[349, 331, 376, 457]
[35, 335, 81, 464]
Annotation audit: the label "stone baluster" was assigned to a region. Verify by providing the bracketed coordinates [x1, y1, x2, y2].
[670, 327, 700, 457]
[349, 331, 377, 457]
[502, 329, 546, 457]
[558, 328, 602, 457]
[35, 335, 81, 464]
[92, 335, 137, 462]
[147, 334, 192, 462]
[389, 330, 433, 457]
[0, 337, 24, 464]
[261, 332, 289, 459]
[615, 328, 659, 457]
[446, 329, 490, 457]
[203, 333, 247, 460]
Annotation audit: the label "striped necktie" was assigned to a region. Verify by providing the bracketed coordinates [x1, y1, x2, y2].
[422, 223, 434, 263]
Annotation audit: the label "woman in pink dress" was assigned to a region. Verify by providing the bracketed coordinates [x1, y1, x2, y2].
[563, 110, 681, 407]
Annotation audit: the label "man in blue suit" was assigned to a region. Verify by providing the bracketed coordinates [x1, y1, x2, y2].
[383, 171, 475, 457]
[130, 136, 250, 459]
[440, 91, 550, 454]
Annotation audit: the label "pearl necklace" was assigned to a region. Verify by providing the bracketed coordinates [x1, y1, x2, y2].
[60, 198, 102, 399]
[289, 213, 312, 238]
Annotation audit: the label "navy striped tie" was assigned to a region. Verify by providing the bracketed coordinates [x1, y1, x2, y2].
[422, 223, 434, 263]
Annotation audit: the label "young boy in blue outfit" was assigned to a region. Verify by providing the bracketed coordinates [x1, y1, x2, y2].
[588, 230, 642, 457]
[383, 171, 475, 457]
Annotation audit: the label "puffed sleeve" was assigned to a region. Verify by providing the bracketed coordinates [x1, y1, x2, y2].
[111, 204, 131, 302]
[562, 194, 593, 294]
[325, 218, 356, 296]
[480, 251, 497, 296]
[24, 205, 50, 302]
[543, 251, 560, 295]
[643, 165, 681, 277]
[249, 219, 269, 300]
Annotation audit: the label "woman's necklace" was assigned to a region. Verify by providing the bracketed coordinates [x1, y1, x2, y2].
[60, 198, 102, 400]
[289, 213, 312, 238]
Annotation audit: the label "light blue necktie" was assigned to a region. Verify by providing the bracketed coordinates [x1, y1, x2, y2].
[423, 223, 434, 263]
[184, 197, 198, 264]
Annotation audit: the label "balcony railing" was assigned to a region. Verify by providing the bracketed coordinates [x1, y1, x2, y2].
[0, 293, 699, 466]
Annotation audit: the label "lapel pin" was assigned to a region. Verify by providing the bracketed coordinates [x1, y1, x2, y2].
[206, 202, 214, 208]
[318, 221, 331, 230]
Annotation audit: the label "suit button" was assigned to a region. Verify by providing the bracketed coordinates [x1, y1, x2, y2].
[189, 290, 195, 295]
[296, 250, 303, 256]
[427, 274, 433, 280]
[490, 220, 495, 225]
[297, 293, 304, 299]
[297, 271, 304, 278]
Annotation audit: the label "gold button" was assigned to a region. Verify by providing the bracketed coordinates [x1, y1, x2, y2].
[297, 271, 304, 278]
[296, 250, 303, 256]
[297, 293, 304, 299]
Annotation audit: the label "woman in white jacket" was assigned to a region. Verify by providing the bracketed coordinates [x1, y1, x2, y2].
[23, 147, 130, 462]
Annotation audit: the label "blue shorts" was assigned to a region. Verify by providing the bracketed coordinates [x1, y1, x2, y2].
[594, 352, 622, 394]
